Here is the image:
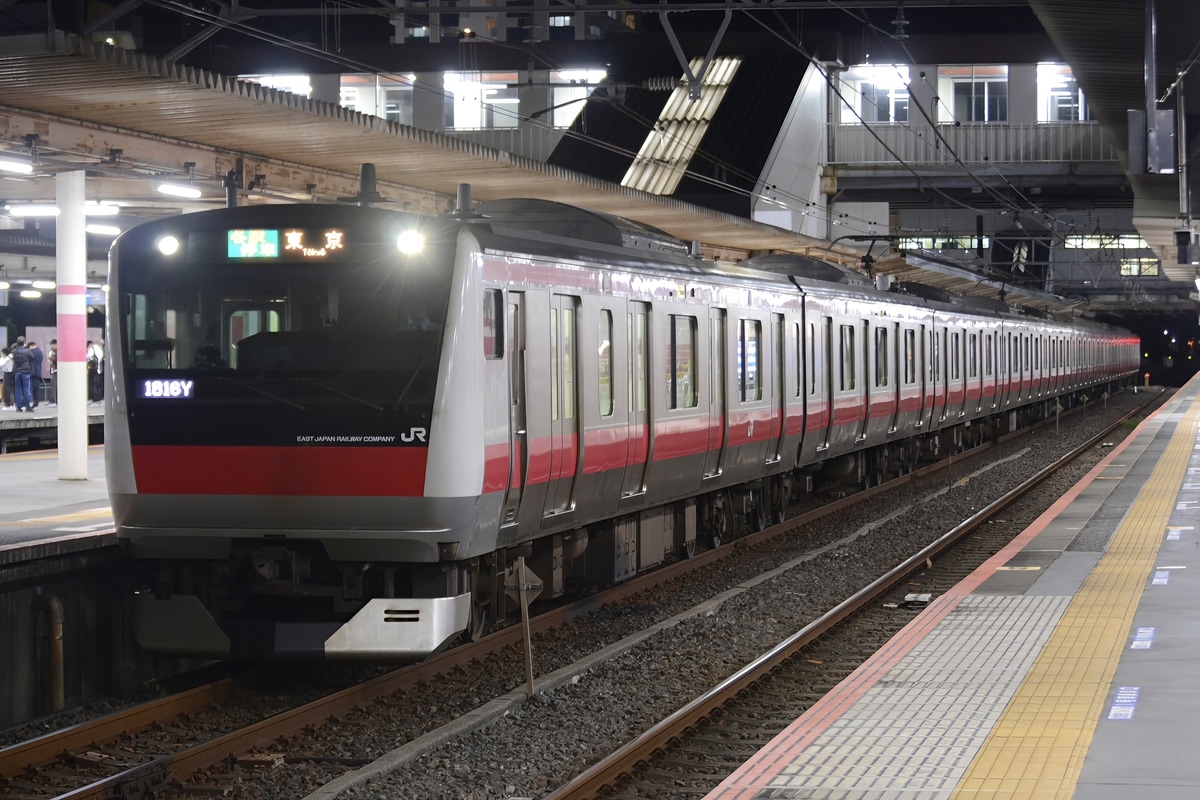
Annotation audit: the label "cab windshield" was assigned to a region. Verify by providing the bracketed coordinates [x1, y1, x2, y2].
[119, 246, 453, 410]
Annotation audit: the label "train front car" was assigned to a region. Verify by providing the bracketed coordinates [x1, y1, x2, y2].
[107, 204, 474, 660]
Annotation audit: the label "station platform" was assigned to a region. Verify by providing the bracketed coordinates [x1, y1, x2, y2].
[0, 401, 104, 454]
[706, 373, 1200, 800]
[0, 413, 109, 551]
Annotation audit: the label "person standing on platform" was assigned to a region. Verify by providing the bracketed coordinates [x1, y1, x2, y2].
[28, 341, 43, 409]
[1, 347, 12, 410]
[11, 336, 33, 412]
[86, 339, 104, 404]
[46, 339, 57, 406]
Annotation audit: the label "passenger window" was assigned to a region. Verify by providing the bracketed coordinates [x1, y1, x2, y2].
[483, 289, 503, 359]
[875, 327, 889, 387]
[668, 314, 698, 409]
[951, 332, 961, 380]
[630, 310, 647, 413]
[904, 328, 916, 385]
[841, 324, 856, 391]
[739, 319, 762, 401]
[598, 310, 613, 417]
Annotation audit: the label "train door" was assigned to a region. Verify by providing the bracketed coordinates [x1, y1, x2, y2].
[918, 323, 931, 428]
[936, 326, 949, 422]
[887, 321, 901, 433]
[622, 301, 650, 496]
[545, 294, 580, 516]
[702, 307, 727, 479]
[819, 315, 834, 450]
[855, 320, 870, 443]
[501, 292, 530, 528]
[768, 313, 786, 463]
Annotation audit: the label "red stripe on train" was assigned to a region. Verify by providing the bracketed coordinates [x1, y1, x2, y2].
[131, 445, 427, 496]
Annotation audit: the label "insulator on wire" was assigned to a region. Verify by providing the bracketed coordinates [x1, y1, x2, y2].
[642, 76, 679, 91]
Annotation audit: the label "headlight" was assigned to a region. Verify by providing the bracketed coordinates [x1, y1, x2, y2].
[157, 235, 181, 256]
[397, 230, 425, 255]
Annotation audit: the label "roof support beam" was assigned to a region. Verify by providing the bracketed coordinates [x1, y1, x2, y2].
[658, 9, 731, 100]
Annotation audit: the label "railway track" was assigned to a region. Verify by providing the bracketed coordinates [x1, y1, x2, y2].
[544, 396, 1155, 800]
[0, 389, 1164, 800]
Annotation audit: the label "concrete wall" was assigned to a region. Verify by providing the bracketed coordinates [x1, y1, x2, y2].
[1, 542, 181, 729]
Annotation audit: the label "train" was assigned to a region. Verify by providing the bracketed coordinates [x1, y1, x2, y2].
[106, 188, 1140, 660]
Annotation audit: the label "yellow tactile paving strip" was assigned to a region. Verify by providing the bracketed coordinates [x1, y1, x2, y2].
[951, 399, 1200, 800]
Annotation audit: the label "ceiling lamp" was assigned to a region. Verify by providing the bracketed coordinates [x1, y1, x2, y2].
[157, 182, 203, 199]
[0, 156, 33, 175]
[31, 280, 57, 290]
[19, 290, 42, 299]
[86, 223, 122, 236]
[5, 203, 59, 217]
[158, 160, 202, 199]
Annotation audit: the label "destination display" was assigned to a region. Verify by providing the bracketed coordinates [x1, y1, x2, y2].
[227, 228, 347, 260]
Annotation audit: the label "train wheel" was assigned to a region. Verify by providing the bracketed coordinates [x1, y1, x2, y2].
[769, 474, 791, 524]
[707, 492, 734, 548]
[748, 488, 768, 532]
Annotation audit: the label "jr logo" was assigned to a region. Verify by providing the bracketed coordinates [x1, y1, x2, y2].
[401, 427, 428, 443]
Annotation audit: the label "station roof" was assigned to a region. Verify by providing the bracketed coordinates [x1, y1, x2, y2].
[1, 12, 1192, 318]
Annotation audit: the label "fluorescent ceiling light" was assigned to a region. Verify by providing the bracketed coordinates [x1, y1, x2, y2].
[19, 290, 42, 299]
[6, 203, 59, 217]
[0, 157, 33, 175]
[31, 280, 57, 290]
[157, 182, 202, 199]
[0, 282, 10, 290]
[86, 223, 122, 236]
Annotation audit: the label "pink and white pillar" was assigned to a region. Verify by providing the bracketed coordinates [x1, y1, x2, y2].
[55, 170, 89, 479]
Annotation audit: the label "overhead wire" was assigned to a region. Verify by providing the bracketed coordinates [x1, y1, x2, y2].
[141, 0, 886, 231]
[130, 0, 1130, 272]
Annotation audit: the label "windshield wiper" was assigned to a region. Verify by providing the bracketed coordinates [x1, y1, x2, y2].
[216, 376, 307, 410]
[392, 349, 435, 411]
[284, 377, 383, 411]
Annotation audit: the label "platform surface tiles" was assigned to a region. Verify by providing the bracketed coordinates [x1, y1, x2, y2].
[706, 375, 1200, 800]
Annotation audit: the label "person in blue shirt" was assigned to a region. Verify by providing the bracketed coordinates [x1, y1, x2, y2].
[10, 336, 33, 412]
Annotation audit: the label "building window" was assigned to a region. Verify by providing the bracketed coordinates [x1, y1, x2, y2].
[938, 65, 1008, 123]
[898, 235, 991, 251]
[547, 70, 606, 128]
[1038, 63, 1091, 122]
[841, 65, 910, 123]
[1064, 234, 1149, 249]
[1120, 258, 1160, 277]
[444, 71, 521, 130]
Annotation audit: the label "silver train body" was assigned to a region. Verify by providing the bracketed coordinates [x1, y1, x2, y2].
[106, 199, 1140, 660]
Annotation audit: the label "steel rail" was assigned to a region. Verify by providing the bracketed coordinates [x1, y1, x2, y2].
[0, 679, 238, 778]
[6, 391, 1154, 800]
[542, 396, 1155, 800]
